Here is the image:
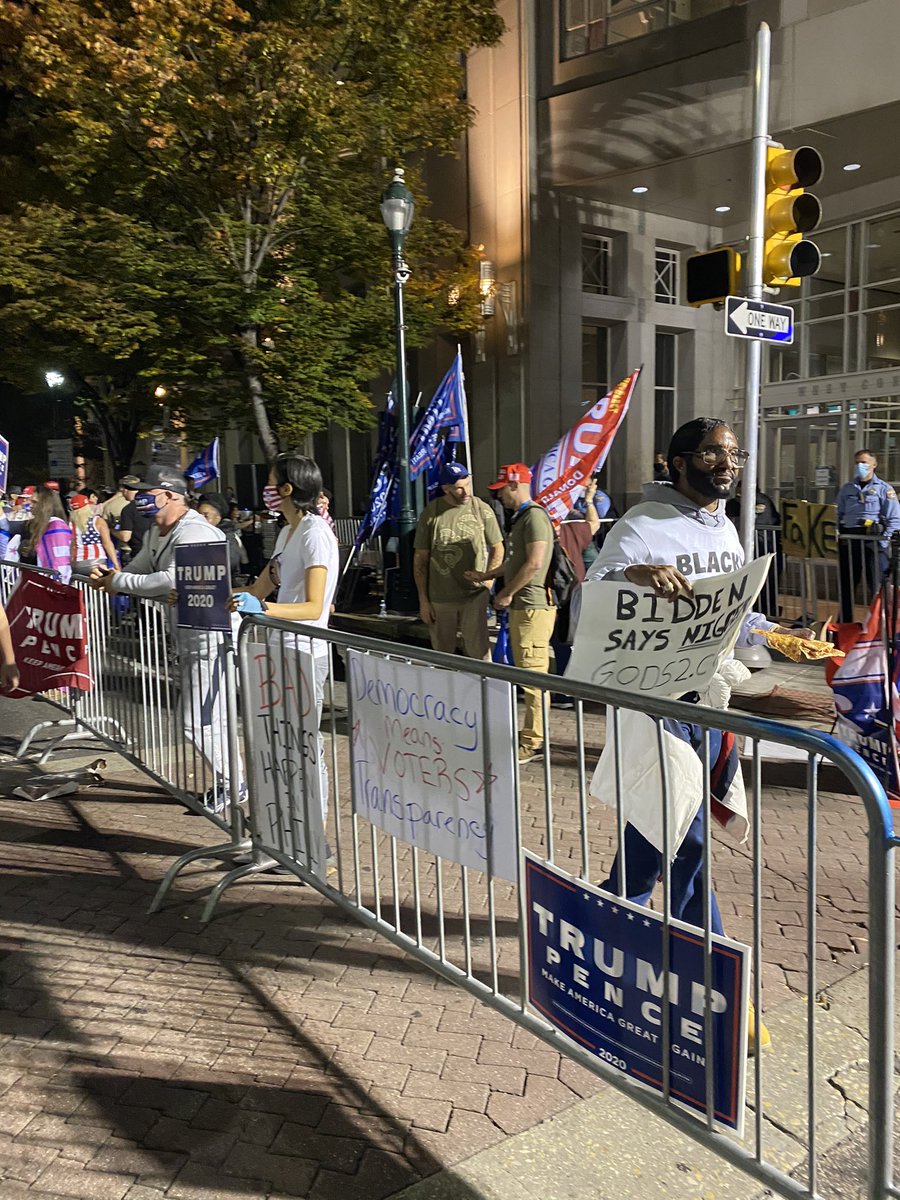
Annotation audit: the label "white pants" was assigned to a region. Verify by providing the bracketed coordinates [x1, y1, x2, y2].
[179, 630, 245, 797]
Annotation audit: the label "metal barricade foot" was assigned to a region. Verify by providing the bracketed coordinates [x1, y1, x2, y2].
[200, 854, 287, 925]
[16, 719, 77, 759]
[148, 837, 251, 914]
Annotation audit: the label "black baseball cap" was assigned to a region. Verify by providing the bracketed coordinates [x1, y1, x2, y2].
[131, 465, 188, 495]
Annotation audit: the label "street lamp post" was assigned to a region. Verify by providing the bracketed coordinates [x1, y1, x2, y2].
[381, 166, 418, 614]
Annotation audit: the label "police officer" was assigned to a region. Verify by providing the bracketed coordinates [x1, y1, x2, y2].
[836, 449, 900, 622]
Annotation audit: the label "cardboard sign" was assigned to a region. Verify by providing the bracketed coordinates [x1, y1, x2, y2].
[243, 640, 327, 874]
[525, 853, 748, 1134]
[566, 557, 770, 698]
[5, 574, 91, 695]
[174, 542, 231, 631]
[348, 651, 518, 881]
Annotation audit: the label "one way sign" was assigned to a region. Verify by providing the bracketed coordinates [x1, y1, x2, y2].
[725, 296, 794, 344]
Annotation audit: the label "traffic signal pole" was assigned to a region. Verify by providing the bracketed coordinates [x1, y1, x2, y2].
[739, 21, 771, 562]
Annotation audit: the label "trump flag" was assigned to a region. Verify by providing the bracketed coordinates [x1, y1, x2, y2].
[532, 367, 641, 525]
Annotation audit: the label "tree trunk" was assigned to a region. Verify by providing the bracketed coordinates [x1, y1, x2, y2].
[239, 327, 279, 460]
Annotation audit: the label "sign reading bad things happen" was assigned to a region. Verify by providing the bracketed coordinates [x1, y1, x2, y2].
[525, 854, 749, 1134]
[566, 556, 771, 698]
[348, 652, 518, 881]
[243, 639, 327, 876]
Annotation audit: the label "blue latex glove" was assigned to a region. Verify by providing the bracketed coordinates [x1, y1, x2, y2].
[233, 592, 264, 614]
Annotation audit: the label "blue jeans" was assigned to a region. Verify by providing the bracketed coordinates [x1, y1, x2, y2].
[600, 721, 725, 936]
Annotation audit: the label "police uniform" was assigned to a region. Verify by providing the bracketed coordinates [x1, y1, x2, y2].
[836, 473, 900, 621]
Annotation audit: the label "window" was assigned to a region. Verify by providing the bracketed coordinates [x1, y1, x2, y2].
[582, 324, 610, 406]
[654, 248, 678, 305]
[654, 331, 676, 453]
[582, 231, 612, 295]
[560, 0, 737, 61]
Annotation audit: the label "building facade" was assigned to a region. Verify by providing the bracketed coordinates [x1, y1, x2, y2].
[453, 0, 900, 510]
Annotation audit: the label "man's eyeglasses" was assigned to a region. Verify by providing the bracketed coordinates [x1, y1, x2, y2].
[691, 447, 750, 468]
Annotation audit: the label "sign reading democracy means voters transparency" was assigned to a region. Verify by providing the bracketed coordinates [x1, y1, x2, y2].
[566, 557, 771, 698]
[525, 853, 749, 1134]
[348, 651, 518, 881]
[174, 542, 231, 632]
[243, 639, 327, 875]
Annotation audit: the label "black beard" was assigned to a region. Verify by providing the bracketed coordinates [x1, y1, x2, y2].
[683, 458, 734, 500]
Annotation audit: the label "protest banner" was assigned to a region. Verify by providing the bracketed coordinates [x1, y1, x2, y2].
[243, 640, 327, 874]
[0, 433, 8, 495]
[5, 574, 91, 696]
[525, 853, 748, 1134]
[781, 499, 837, 560]
[348, 652, 517, 880]
[566, 557, 771, 698]
[174, 543, 231, 632]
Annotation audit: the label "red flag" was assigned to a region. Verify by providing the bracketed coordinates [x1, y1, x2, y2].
[532, 368, 641, 524]
[6, 574, 92, 696]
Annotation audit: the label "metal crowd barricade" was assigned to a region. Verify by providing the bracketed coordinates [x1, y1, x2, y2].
[835, 531, 886, 622]
[190, 612, 896, 1200]
[1, 559, 249, 860]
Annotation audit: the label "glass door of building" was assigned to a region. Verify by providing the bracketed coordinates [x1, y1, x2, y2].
[766, 414, 844, 506]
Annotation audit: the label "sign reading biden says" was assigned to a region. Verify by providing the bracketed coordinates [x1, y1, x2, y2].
[174, 542, 231, 632]
[567, 556, 771, 698]
[525, 854, 748, 1134]
[348, 651, 517, 881]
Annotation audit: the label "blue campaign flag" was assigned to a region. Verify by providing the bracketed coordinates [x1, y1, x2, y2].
[185, 437, 220, 488]
[353, 391, 399, 551]
[0, 433, 8, 495]
[409, 351, 466, 480]
[524, 853, 748, 1134]
[492, 609, 515, 665]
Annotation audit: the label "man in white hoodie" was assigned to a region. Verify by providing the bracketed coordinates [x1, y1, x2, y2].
[88, 465, 243, 814]
[587, 418, 809, 1049]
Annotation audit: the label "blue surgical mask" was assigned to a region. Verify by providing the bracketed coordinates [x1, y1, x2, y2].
[855, 462, 871, 482]
[134, 492, 161, 516]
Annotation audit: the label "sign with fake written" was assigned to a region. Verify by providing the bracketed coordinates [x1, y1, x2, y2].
[525, 853, 748, 1134]
[781, 500, 838, 561]
[174, 542, 231, 632]
[243, 639, 327, 876]
[566, 557, 771, 698]
[348, 651, 517, 881]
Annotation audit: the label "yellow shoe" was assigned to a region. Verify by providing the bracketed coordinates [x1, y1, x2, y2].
[748, 1000, 772, 1056]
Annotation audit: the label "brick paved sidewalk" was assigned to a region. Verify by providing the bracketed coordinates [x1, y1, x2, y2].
[0, 690, 885, 1200]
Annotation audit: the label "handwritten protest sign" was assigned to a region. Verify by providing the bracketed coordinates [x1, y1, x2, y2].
[566, 557, 771, 698]
[243, 639, 326, 876]
[174, 542, 231, 631]
[348, 652, 517, 880]
[525, 853, 748, 1134]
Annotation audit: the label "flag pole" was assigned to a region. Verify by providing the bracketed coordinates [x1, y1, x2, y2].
[457, 345, 474, 489]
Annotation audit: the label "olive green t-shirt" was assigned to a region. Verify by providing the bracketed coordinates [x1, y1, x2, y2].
[414, 497, 503, 604]
[507, 503, 554, 610]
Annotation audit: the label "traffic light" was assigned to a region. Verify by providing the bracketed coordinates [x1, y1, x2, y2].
[685, 246, 741, 307]
[764, 146, 823, 287]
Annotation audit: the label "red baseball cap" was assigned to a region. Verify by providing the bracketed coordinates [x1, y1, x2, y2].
[21, 486, 36, 497]
[68, 493, 92, 510]
[43, 481, 61, 492]
[487, 463, 532, 491]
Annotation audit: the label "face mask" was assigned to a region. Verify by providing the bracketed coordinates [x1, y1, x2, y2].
[855, 462, 871, 482]
[262, 484, 283, 512]
[134, 492, 161, 516]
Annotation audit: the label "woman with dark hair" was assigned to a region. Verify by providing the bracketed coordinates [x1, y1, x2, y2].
[234, 455, 339, 819]
[25, 486, 73, 582]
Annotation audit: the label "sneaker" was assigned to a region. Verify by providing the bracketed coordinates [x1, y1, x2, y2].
[747, 1000, 771, 1056]
[188, 783, 247, 816]
[517, 746, 544, 765]
[551, 697, 574, 709]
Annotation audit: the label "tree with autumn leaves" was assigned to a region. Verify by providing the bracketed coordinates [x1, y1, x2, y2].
[0, 0, 502, 470]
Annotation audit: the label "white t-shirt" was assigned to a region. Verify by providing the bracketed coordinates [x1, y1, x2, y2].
[277, 512, 339, 656]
